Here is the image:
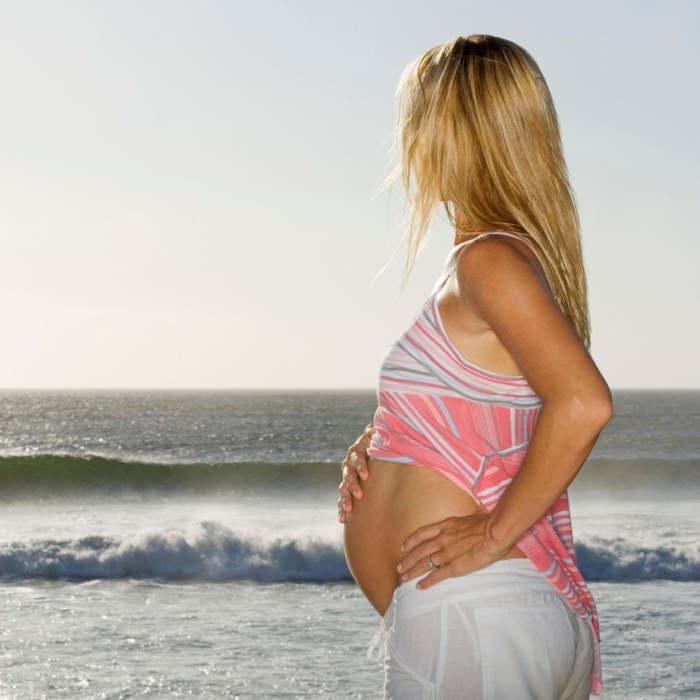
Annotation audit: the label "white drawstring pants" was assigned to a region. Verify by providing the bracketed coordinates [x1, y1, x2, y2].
[367, 556, 595, 699]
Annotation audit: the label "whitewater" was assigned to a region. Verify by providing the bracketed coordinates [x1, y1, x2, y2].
[0, 389, 698, 698]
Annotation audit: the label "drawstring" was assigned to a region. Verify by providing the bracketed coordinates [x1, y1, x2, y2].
[366, 625, 383, 662]
[367, 589, 399, 663]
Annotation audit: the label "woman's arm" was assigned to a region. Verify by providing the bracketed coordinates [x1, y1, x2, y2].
[396, 237, 613, 586]
[485, 397, 609, 552]
[463, 237, 613, 550]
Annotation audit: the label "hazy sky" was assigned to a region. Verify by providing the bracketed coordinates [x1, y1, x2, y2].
[2, 1, 698, 390]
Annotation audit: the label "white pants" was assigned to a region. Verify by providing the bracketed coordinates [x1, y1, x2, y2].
[367, 557, 594, 699]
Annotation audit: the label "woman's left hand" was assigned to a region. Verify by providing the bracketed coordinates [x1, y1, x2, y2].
[395, 505, 514, 590]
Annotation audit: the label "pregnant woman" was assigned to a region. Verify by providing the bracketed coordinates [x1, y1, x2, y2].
[339, 35, 612, 699]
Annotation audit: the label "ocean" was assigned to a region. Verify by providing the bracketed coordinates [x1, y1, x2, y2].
[0, 388, 698, 699]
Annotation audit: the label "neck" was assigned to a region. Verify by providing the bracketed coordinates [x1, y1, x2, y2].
[454, 210, 484, 244]
[453, 211, 523, 244]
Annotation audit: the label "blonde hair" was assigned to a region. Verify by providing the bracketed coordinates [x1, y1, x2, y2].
[374, 34, 591, 349]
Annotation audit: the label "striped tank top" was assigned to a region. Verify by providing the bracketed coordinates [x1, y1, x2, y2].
[366, 230, 602, 696]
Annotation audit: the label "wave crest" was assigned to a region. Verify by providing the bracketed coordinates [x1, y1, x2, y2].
[1, 523, 698, 583]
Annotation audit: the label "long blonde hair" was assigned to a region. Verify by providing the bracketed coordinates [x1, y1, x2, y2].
[374, 34, 591, 349]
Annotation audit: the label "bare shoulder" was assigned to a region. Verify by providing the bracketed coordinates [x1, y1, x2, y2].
[452, 235, 554, 326]
[452, 235, 610, 407]
[455, 235, 553, 304]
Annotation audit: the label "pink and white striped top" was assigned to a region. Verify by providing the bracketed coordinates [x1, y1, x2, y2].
[366, 230, 602, 696]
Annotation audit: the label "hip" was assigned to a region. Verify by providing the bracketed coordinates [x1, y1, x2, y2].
[368, 557, 594, 699]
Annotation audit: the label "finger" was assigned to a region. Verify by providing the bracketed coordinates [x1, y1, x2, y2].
[343, 471, 363, 499]
[415, 560, 456, 590]
[434, 538, 467, 566]
[343, 447, 359, 472]
[421, 547, 496, 589]
[337, 491, 353, 514]
[349, 451, 368, 486]
[400, 521, 445, 553]
[398, 527, 460, 575]
[336, 485, 354, 512]
[396, 535, 445, 576]
[338, 469, 359, 496]
[353, 450, 369, 481]
[397, 548, 443, 583]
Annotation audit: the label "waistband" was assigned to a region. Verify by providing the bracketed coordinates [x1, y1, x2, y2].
[388, 556, 562, 619]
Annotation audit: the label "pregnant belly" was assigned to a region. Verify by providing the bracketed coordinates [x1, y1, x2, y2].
[342, 456, 527, 617]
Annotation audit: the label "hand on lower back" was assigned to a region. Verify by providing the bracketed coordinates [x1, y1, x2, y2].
[394, 505, 514, 588]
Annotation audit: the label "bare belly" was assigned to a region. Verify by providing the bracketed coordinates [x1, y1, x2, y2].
[342, 456, 527, 617]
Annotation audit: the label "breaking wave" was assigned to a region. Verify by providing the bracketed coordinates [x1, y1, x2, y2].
[0, 522, 698, 583]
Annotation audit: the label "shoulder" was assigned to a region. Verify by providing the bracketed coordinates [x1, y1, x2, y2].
[451, 234, 610, 409]
[454, 235, 550, 308]
[456, 234, 530, 267]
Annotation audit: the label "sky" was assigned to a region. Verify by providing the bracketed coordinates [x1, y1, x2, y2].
[1, 1, 698, 390]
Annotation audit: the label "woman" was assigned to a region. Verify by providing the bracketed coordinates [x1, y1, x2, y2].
[339, 35, 612, 699]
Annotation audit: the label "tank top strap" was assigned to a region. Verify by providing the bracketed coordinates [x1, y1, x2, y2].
[429, 230, 561, 306]
[428, 232, 492, 298]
